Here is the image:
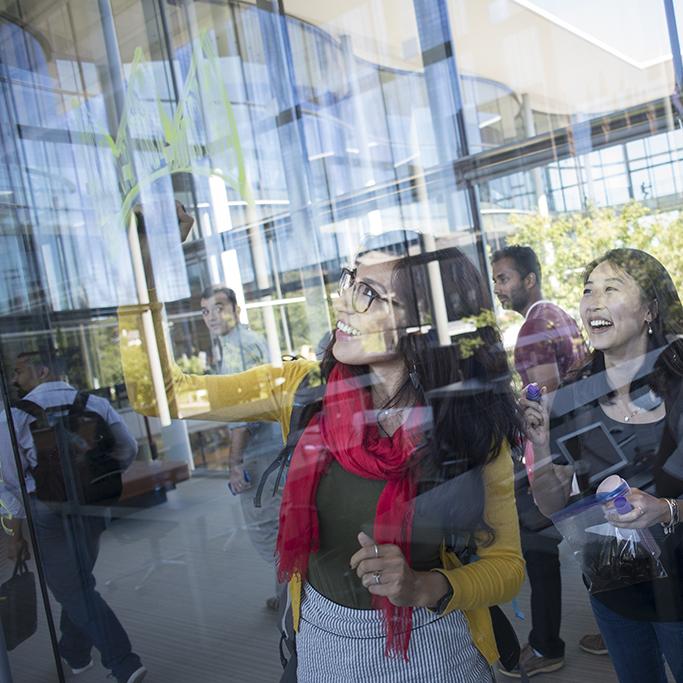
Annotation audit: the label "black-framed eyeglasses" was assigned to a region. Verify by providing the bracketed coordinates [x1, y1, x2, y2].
[337, 267, 403, 314]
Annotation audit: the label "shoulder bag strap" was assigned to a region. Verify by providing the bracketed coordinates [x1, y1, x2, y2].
[253, 367, 324, 508]
[12, 557, 29, 578]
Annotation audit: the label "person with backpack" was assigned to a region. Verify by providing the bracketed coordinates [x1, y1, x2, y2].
[122, 226, 525, 681]
[0, 348, 147, 683]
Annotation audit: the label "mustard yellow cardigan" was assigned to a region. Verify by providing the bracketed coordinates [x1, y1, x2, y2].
[119, 302, 524, 665]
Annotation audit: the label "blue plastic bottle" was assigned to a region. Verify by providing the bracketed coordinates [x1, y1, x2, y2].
[525, 383, 542, 403]
[614, 496, 632, 515]
[600, 478, 660, 558]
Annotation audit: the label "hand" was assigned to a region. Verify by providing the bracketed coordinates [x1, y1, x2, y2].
[228, 463, 249, 494]
[5, 519, 29, 561]
[349, 532, 449, 608]
[604, 488, 671, 529]
[519, 386, 551, 448]
[176, 201, 195, 242]
[132, 201, 195, 242]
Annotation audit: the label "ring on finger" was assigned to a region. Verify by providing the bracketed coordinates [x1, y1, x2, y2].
[373, 571, 382, 585]
[373, 544, 379, 558]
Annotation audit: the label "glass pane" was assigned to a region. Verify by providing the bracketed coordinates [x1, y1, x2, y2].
[449, 0, 674, 149]
[2, 0, 682, 681]
[0, 374, 61, 682]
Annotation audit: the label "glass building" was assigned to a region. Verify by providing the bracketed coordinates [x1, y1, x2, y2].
[0, 1, 682, 681]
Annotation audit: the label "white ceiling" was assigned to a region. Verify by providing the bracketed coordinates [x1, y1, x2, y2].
[2, 0, 676, 116]
[287, 0, 675, 114]
[518, 0, 671, 66]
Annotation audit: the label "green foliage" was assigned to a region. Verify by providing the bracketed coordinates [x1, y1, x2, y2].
[247, 299, 331, 358]
[506, 201, 683, 318]
[176, 353, 207, 375]
[454, 308, 499, 359]
[90, 324, 125, 388]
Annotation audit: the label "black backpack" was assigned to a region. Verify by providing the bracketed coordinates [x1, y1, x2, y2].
[16, 392, 124, 506]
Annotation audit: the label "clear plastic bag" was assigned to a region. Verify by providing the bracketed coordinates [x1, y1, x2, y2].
[551, 482, 667, 594]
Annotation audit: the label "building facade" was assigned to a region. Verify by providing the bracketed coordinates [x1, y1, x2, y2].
[1, 1, 682, 680]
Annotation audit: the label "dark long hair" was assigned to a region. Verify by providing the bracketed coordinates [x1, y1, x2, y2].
[321, 232, 522, 542]
[574, 249, 683, 399]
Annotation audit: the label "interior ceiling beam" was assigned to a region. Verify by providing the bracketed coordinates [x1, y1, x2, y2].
[453, 95, 677, 185]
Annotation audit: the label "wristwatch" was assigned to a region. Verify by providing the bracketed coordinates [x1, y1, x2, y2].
[430, 583, 454, 615]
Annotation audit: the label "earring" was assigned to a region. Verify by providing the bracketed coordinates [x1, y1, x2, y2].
[648, 322, 653, 335]
[409, 364, 422, 391]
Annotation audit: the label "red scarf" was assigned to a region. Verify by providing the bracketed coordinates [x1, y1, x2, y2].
[276, 364, 420, 659]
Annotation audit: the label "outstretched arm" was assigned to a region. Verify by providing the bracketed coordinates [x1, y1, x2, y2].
[119, 298, 314, 427]
[119, 203, 317, 430]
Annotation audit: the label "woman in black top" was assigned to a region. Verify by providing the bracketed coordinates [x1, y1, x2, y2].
[522, 249, 683, 683]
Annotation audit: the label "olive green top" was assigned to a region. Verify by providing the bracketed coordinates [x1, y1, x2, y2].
[308, 460, 443, 608]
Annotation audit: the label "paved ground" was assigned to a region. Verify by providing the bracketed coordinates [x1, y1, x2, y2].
[0, 476, 637, 682]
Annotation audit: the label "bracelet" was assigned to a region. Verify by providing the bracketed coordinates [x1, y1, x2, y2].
[430, 584, 454, 615]
[661, 498, 680, 535]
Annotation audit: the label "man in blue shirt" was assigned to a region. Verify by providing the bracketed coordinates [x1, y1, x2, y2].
[0, 348, 146, 682]
[200, 285, 283, 610]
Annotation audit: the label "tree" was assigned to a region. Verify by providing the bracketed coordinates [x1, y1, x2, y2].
[505, 201, 683, 320]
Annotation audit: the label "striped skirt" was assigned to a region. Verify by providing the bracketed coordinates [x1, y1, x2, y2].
[296, 583, 494, 683]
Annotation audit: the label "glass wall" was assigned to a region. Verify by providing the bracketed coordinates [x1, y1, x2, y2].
[0, 1, 682, 681]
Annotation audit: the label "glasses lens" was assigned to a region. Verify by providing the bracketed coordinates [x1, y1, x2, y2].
[338, 268, 354, 295]
[353, 282, 376, 313]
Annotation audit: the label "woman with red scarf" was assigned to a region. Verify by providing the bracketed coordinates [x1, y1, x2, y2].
[120, 230, 524, 681]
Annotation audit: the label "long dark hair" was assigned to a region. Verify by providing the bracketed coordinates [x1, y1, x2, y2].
[574, 249, 683, 399]
[321, 232, 522, 541]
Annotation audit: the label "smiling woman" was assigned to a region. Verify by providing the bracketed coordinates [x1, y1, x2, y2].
[120, 228, 525, 682]
[521, 249, 683, 683]
[580, 261, 657, 360]
[278, 233, 525, 682]
[331, 255, 408, 369]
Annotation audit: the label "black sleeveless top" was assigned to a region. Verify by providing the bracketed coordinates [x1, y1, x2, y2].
[550, 383, 683, 622]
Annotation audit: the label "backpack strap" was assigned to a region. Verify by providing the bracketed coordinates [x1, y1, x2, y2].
[253, 366, 324, 508]
[445, 531, 476, 564]
[16, 394, 93, 427]
[14, 400, 53, 480]
[70, 391, 90, 414]
[14, 399, 49, 428]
